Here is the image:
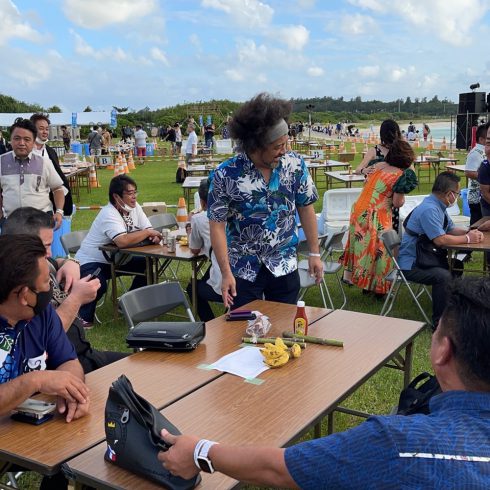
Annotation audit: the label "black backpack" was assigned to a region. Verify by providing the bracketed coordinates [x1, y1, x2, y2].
[397, 372, 441, 415]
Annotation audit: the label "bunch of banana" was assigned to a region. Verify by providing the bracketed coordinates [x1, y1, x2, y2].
[261, 337, 301, 368]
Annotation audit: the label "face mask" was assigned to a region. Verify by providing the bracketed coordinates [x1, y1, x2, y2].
[121, 203, 134, 212]
[28, 284, 53, 316]
[447, 192, 457, 208]
[35, 136, 47, 145]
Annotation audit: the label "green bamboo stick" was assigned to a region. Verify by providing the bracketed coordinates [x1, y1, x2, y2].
[282, 331, 343, 347]
[241, 337, 306, 349]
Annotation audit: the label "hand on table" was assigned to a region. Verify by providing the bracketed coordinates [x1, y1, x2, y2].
[467, 229, 484, 243]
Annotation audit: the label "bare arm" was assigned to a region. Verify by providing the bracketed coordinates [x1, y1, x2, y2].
[297, 205, 323, 284]
[113, 228, 162, 248]
[480, 183, 490, 204]
[209, 220, 235, 307]
[355, 147, 376, 175]
[56, 276, 100, 331]
[465, 170, 478, 180]
[158, 431, 298, 488]
[433, 228, 483, 247]
[392, 192, 405, 209]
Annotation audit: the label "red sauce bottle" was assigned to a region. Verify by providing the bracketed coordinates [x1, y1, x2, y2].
[293, 300, 308, 336]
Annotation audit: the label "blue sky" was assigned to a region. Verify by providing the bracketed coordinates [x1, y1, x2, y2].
[2, 0, 490, 112]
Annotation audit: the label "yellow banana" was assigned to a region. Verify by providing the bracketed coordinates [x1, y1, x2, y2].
[290, 343, 302, 358]
[264, 351, 289, 368]
[275, 337, 288, 352]
[261, 346, 285, 360]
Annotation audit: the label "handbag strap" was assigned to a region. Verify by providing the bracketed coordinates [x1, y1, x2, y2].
[403, 208, 448, 238]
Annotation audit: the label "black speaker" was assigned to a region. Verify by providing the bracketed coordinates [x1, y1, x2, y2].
[456, 114, 480, 150]
[458, 92, 486, 114]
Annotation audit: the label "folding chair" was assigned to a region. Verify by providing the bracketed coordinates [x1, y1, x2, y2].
[119, 282, 195, 333]
[148, 213, 178, 232]
[297, 228, 348, 310]
[380, 230, 432, 327]
[60, 230, 89, 257]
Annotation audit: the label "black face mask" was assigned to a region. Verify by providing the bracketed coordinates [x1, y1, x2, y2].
[28, 284, 53, 316]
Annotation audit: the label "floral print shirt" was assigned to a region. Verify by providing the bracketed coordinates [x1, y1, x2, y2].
[208, 151, 318, 282]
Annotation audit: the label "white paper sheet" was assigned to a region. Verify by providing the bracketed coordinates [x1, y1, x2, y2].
[210, 346, 269, 379]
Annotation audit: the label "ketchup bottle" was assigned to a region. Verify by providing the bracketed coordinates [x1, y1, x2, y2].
[293, 300, 308, 336]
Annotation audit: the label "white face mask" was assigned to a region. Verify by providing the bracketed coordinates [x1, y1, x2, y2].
[35, 136, 47, 145]
[121, 203, 133, 213]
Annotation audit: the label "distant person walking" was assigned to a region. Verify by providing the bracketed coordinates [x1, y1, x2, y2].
[134, 124, 148, 163]
[423, 123, 430, 142]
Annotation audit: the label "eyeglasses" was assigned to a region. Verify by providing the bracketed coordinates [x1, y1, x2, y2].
[123, 190, 138, 197]
[449, 190, 461, 197]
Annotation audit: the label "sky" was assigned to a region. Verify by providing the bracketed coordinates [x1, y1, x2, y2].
[2, 0, 490, 112]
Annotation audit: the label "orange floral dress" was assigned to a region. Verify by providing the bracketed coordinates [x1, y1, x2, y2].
[341, 168, 402, 294]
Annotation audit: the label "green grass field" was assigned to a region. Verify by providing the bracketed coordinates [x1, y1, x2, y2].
[4, 140, 477, 489]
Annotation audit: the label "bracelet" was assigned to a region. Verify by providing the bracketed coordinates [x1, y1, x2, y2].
[63, 257, 80, 266]
[309, 252, 321, 257]
[465, 234, 470, 244]
[55, 208, 64, 216]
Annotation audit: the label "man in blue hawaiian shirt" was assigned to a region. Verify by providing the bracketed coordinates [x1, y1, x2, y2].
[207, 93, 323, 309]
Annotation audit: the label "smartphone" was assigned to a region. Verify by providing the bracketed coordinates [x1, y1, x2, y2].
[15, 398, 56, 416]
[11, 412, 54, 425]
[226, 310, 256, 321]
[90, 267, 102, 280]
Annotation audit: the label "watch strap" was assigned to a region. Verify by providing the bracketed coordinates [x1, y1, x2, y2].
[194, 439, 218, 473]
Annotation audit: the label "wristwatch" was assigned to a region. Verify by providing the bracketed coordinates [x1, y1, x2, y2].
[55, 208, 64, 216]
[194, 439, 218, 473]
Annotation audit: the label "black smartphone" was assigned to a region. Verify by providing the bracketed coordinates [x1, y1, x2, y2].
[226, 312, 256, 321]
[11, 412, 54, 425]
[90, 267, 102, 280]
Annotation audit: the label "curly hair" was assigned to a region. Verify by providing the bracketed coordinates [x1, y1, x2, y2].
[379, 119, 401, 147]
[228, 93, 292, 154]
[384, 140, 414, 169]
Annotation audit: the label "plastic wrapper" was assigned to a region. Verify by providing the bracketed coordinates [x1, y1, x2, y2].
[245, 312, 271, 343]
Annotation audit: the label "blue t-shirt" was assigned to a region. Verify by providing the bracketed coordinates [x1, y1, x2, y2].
[285, 391, 490, 489]
[207, 151, 318, 282]
[398, 194, 454, 270]
[0, 304, 76, 383]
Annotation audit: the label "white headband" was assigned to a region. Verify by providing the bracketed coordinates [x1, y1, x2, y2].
[264, 119, 288, 144]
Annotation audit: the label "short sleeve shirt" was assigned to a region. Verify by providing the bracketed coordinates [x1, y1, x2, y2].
[207, 151, 318, 281]
[0, 151, 64, 216]
[75, 202, 152, 265]
[285, 391, 490, 489]
[465, 144, 485, 204]
[0, 304, 76, 384]
[134, 129, 148, 148]
[398, 194, 454, 270]
[185, 132, 198, 154]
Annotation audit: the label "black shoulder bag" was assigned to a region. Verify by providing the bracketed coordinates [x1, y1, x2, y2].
[403, 210, 449, 270]
[104, 375, 201, 489]
[397, 372, 441, 415]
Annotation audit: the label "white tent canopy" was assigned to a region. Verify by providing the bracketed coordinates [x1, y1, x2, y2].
[0, 112, 111, 127]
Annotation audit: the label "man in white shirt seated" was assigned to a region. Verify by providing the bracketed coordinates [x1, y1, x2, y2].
[186, 178, 223, 321]
[76, 175, 162, 326]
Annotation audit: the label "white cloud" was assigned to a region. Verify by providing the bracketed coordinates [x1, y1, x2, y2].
[62, 0, 157, 29]
[0, 0, 44, 46]
[189, 33, 202, 52]
[225, 68, 244, 81]
[358, 65, 379, 77]
[346, 0, 386, 12]
[150, 47, 169, 65]
[340, 13, 376, 35]
[201, 0, 274, 28]
[297, 0, 316, 7]
[307, 66, 324, 77]
[273, 25, 309, 51]
[389, 65, 415, 82]
[71, 30, 130, 62]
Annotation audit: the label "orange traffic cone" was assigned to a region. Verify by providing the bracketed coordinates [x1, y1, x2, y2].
[106, 155, 114, 170]
[114, 153, 122, 176]
[339, 142, 345, 153]
[176, 197, 188, 230]
[350, 142, 356, 153]
[414, 139, 420, 148]
[440, 136, 447, 151]
[122, 154, 129, 174]
[127, 151, 136, 170]
[89, 165, 101, 188]
[427, 136, 434, 151]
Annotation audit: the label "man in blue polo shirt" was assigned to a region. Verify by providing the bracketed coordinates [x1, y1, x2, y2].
[0, 234, 89, 421]
[157, 276, 490, 488]
[398, 172, 482, 327]
[208, 93, 323, 309]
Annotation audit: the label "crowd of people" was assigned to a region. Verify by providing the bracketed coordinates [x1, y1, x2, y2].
[0, 100, 488, 489]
